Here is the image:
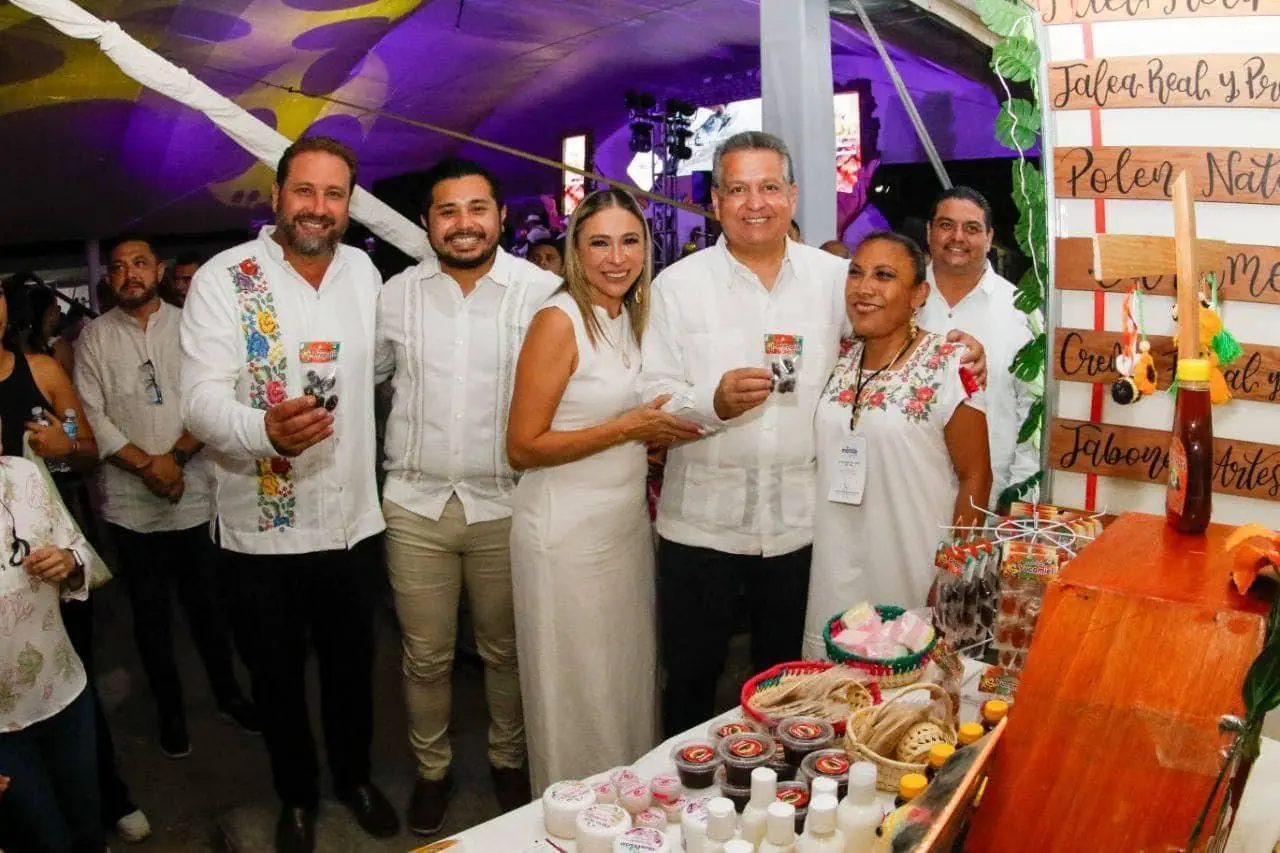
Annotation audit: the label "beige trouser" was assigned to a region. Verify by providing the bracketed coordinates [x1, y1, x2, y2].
[383, 495, 525, 780]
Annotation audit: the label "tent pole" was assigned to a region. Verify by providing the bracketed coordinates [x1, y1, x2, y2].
[836, 0, 952, 191]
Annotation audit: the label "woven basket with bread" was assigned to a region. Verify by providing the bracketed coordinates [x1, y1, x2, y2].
[843, 681, 958, 792]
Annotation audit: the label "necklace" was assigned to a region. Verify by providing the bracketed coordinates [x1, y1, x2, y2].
[598, 313, 632, 369]
[849, 330, 917, 432]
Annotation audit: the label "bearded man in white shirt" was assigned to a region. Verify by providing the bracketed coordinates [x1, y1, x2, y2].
[75, 235, 256, 762]
[921, 186, 1039, 507]
[641, 131, 986, 735]
[375, 159, 558, 834]
[180, 137, 397, 853]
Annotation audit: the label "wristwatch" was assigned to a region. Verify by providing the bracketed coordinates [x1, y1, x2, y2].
[171, 447, 193, 467]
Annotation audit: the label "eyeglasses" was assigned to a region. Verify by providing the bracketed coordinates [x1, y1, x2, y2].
[141, 360, 163, 405]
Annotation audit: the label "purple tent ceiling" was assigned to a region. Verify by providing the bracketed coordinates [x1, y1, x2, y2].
[0, 0, 1011, 246]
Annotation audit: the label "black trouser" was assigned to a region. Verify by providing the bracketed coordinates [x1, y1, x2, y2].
[222, 539, 377, 808]
[60, 598, 138, 826]
[658, 539, 812, 738]
[110, 524, 244, 724]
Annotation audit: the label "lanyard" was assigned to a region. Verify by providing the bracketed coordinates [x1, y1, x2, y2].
[849, 332, 917, 431]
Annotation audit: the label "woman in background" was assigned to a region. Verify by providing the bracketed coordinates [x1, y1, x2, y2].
[803, 232, 991, 659]
[507, 188, 700, 793]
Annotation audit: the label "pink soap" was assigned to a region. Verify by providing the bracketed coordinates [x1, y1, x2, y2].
[634, 806, 667, 830]
[649, 774, 682, 804]
[594, 780, 619, 804]
[620, 782, 652, 814]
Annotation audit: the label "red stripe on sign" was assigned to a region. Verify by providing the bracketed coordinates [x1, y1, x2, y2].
[1083, 22, 1106, 512]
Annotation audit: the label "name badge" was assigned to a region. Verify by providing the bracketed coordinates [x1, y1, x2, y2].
[827, 434, 868, 505]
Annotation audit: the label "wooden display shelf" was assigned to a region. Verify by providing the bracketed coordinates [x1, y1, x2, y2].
[965, 513, 1270, 852]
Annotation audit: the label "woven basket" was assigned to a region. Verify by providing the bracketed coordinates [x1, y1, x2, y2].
[740, 660, 880, 736]
[823, 605, 937, 688]
[843, 682, 957, 793]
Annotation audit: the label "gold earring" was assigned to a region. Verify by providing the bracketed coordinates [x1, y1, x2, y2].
[909, 315, 918, 340]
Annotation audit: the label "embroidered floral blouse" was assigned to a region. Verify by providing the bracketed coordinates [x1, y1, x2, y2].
[0, 457, 89, 732]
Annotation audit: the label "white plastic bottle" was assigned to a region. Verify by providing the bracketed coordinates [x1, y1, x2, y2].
[758, 801, 797, 853]
[836, 762, 882, 853]
[703, 797, 738, 853]
[724, 842, 754, 853]
[811, 777, 838, 802]
[797, 794, 844, 853]
[741, 766, 778, 847]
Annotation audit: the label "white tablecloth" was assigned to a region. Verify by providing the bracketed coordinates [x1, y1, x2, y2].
[435, 657, 1280, 853]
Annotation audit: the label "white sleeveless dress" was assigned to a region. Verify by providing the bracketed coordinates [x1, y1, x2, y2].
[509, 291, 658, 794]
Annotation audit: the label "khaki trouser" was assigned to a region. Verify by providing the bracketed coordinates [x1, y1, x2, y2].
[383, 495, 525, 779]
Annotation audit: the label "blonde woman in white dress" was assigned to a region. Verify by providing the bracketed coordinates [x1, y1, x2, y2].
[507, 189, 702, 793]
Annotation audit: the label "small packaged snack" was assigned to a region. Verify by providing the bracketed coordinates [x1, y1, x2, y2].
[300, 341, 341, 412]
[764, 333, 803, 394]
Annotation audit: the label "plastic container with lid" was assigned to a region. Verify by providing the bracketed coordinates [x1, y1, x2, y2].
[612, 826, 672, 853]
[611, 767, 643, 789]
[542, 780, 597, 839]
[836, 762, 881, 853]
[768, 739, 798, 782]
[702, 797, 738, 853]
[650, 774, 683, 805]
[621, 782, 653, 815]
[718, 731, 777, 787]
[894, 773, 928, 808]
[776, 779, 811, 833]
[1166, 357, 1213, 534]
[634, 807, 668, 830]
[575, 803, 632, 853]
[797, 793, 844, 853]
[775, 716, 836, 766]
[957, 722, 984, 746]
[759, 801, 798, 853]
[671, 740, 721, 790]
[741, 766, 778, 845]
[800, 749, 851, 800]
[714, 766, 752, 812]
[925, 743, 956, 782]
[659, 794, 687, 822]
[981, 699, 1009, 732]
[680, 796, 711, 851]
[707, 717, 765, 744]
[594, 780, 620, 805]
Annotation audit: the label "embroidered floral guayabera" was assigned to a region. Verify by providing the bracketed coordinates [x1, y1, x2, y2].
[824, 334, 954, 424]
[230, 257, 297, 531]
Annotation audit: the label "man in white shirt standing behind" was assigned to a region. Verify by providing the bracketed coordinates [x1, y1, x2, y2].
[920, 187, 1038, 507]
[376, 159, 558, 834]
[180, 137, 397, 853]
[75, 235, 256, 762]
[641, 132, 851, 736]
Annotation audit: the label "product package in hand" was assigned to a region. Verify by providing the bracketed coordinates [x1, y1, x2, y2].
[764, 333, 803, 394]
[299, 341, 341, 412]
[830, 602, 935, 658]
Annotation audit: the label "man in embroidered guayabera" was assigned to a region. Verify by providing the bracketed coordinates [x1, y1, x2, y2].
[75, 234, 257, 761]
[375, 158, 560, 834]
[179, 136, 398, 853]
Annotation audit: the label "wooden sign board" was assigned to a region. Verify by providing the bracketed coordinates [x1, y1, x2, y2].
[1049, 55, 1280, 111]
[1091, 234, 1233, 279]
[1038, 0, 1280, 25]
[1053, 327, 1280, 405]
[1054, 146, 1280, 205]
[1055, 236, 1280, 306]
[1048, 417, 1280, 501]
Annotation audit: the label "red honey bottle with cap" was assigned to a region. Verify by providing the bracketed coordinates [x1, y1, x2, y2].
[1166, 358, 1213, 535]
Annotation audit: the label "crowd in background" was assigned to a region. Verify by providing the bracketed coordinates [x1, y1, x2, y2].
[0, 128, 1034, 853]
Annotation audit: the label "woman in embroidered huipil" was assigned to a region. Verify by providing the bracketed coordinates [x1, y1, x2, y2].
[802, 232, 992, 659]
[0, 448, 100, 851]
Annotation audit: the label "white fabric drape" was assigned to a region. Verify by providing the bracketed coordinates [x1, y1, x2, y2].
[11, 0, 430, 260]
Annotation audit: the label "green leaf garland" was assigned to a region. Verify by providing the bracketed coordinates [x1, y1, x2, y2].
[976, 0, 1031, 38]
[996, 98, 1041, 151]
[991, 36, 1040, 83]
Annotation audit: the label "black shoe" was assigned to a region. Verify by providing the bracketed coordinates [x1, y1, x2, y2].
[407, 774, 454, 837]
[159, 716, 190, 759]
[491, 765, 532, 813]
[274, 805, 316, 853]
[337, 782, 399, 839]
[217, 697, 261, 734]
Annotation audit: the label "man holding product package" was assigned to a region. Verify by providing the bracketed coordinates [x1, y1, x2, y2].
[641, 131, 987, 735]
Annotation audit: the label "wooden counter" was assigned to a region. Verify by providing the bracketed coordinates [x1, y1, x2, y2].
[965, 512, 1270, 852]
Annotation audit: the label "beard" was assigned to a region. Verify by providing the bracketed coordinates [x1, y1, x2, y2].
[278, 213, 345, 257]
[117, 281, 158, 310]
[429, 229, 499, 270]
